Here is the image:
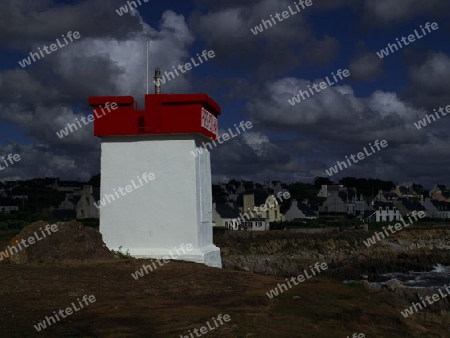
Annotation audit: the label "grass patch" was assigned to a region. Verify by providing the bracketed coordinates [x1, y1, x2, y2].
[112, 246, 131, 259]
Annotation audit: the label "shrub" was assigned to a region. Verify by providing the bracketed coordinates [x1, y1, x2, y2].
[112, 246, 131, 259]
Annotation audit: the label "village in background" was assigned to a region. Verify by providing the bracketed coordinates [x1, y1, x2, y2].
[1, 175, 450, 231]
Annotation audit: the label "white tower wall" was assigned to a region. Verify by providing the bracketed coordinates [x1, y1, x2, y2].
[99, 134, 221, 268]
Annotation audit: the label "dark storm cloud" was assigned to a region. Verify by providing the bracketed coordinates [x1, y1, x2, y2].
[360, 0, 450, 26]
[210, 130, 309, 183]
[185, 0, 450, 185]
[0, 0, 448, 186]
[233, 74, 450, 185]
[189, 0, 340, 78]
[0, 1, 196, 180]
[348, 52, 384, 81]
[405, 52, 450, 110]
[0, 0, 142, 49]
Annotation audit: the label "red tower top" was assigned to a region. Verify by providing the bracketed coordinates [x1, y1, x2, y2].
[88, 94, 221, 140]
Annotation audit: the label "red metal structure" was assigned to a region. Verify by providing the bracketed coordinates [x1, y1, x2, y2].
[88, 94, 221, 140]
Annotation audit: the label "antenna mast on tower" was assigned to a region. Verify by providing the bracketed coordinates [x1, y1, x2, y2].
[146, 39, 150, 95]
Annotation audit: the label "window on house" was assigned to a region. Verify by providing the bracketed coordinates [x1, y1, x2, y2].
[266, 211, 269, 218]
[85, 198, 89, 206]
[275, 211, 278, 218]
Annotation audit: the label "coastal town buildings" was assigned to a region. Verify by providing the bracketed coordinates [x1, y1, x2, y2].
[2, 177, 450, 226]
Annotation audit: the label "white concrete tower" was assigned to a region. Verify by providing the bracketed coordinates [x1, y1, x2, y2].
[89, 93, 222, 268]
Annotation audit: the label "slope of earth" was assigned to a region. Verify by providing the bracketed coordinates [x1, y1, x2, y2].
[0, 259, 449, 337]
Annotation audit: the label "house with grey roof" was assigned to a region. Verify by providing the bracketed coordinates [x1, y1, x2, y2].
[395, 198, 427, 217]
[430, 200, 450, 219]
[213, 201, 241, 229]
[219, 183, 239, 201]
[392, 185, 425, 200]
[319, 187, 367, 218]
[51, 185, 99, 219]
[213, 200, 270, 231]
[239, 189, 284, 222]
[285, 199, 318, 221]
[429, 185, 450, 202]
[429, 184, 448, 196]
[317, 184, 344, 198]
[421, 198, 440, 219]
[265, 180, 288, 196]
[374, 190, 399, 203]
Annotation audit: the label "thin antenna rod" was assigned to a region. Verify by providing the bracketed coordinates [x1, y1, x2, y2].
[155, 68, 161, 94]
[146, 39, 150, 95]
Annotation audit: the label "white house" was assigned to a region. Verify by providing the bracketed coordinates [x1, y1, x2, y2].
[284, 199, 318, 221]
[222, 190, 287, 231]
[366, 202, 401, 222]
[76, 185, 100, 219]
[235, 218, 270, 231]
[285, 199, 306, 221]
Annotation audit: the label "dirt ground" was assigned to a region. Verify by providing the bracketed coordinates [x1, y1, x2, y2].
[0, 228, 449, 337]
[0, 258, 448, 337]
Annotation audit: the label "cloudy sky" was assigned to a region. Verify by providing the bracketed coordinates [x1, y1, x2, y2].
[0, 0, 449, 187]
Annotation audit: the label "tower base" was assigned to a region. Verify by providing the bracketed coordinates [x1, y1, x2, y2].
[117, 245, 222, 268]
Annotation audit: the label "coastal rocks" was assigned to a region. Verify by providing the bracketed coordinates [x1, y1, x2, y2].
[215, 228, 450, 279]
[377, 281, 450, 314]
[216, 228, 450, 317]
[382, 280, 407, 292]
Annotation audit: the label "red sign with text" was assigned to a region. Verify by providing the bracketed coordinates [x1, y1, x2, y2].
[89, 94, 221, 140]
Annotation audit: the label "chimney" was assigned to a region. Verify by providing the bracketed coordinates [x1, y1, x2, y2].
[154, 68, 161, 94]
